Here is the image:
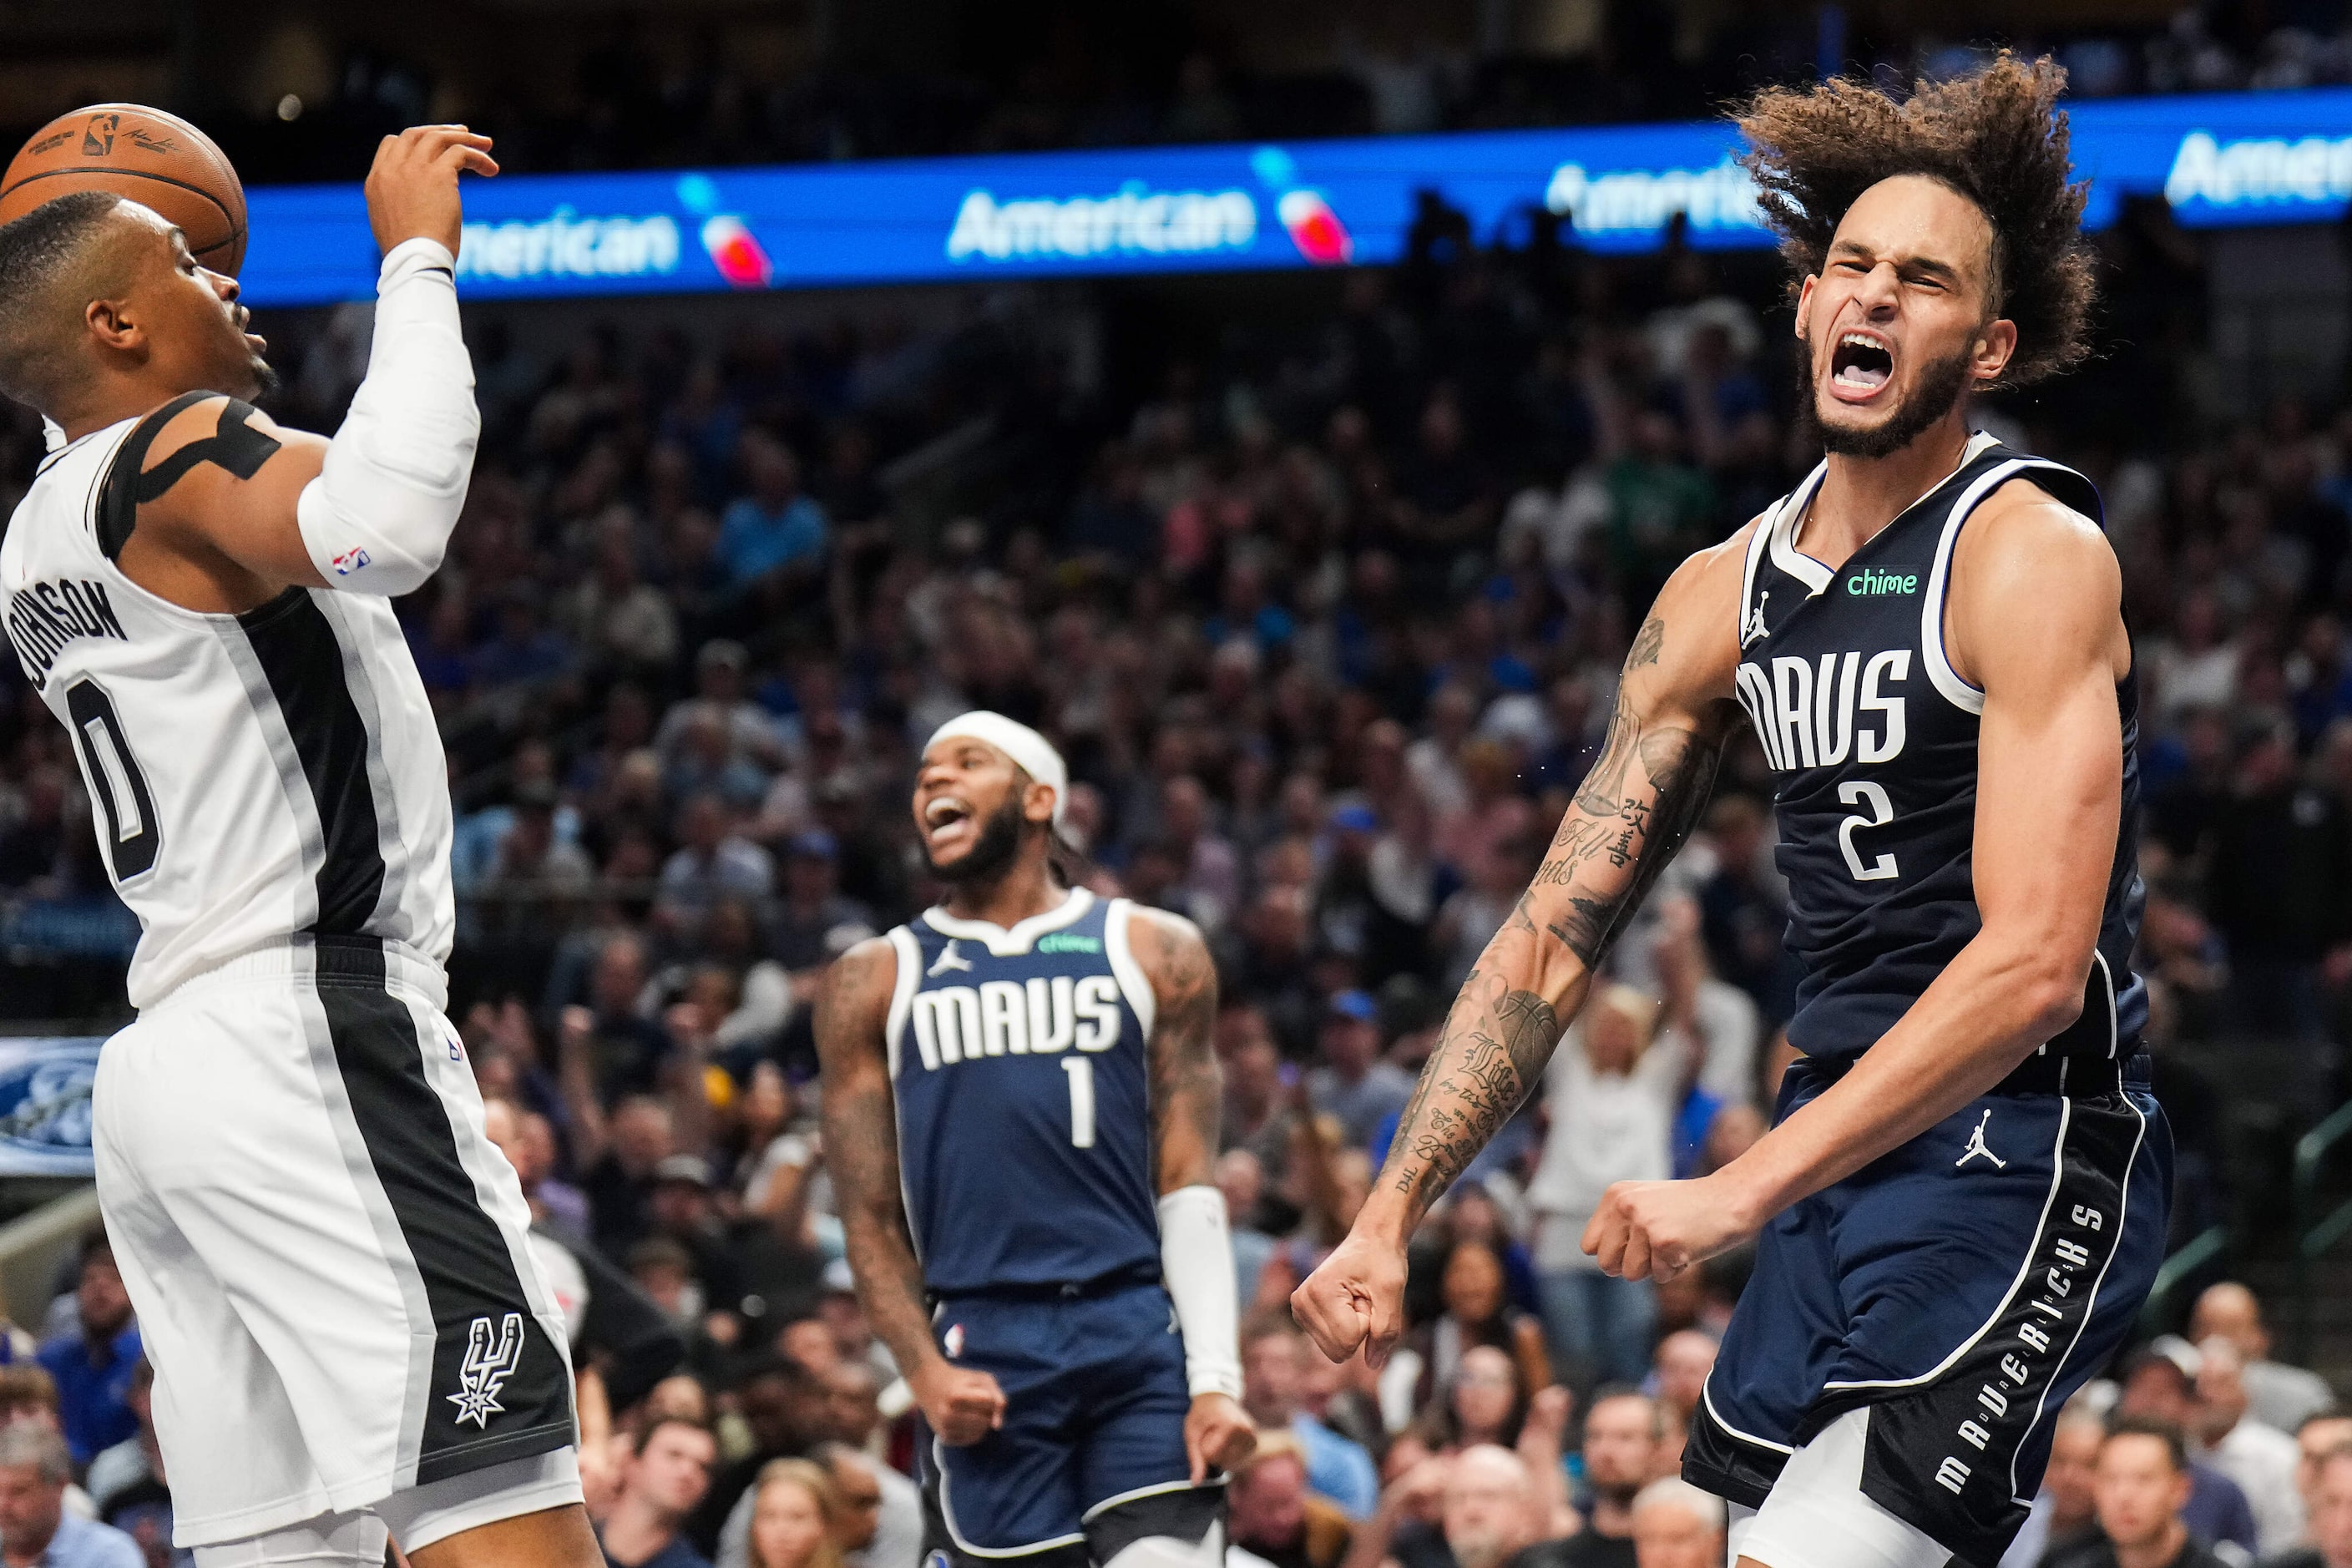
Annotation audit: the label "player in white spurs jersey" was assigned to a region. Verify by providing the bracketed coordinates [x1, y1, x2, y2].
[0, 130, 600, 1568]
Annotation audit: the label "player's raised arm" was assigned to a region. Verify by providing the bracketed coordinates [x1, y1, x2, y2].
[814, 934, 1005, 1445]
[1129, 906, 1257, 1483]
[99, 127, 496, 611]
[1585, 485, 2129, 1282]
[1292, 539, 1749, 1367]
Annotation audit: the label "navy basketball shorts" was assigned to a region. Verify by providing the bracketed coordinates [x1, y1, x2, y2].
[918, 1279, 1221, 1567]
[1685, 1052, 2172, 1568]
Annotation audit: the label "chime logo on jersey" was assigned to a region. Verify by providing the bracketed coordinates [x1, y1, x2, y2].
[908, 976, 1123, 1069]
[448, 1312, 525, 1429]
[1734, 649, 1911, 772]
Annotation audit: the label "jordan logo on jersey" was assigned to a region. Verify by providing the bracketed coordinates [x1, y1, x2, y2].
[448, 1313, 525, 1429]
[928, 940, 973, 977]
[1735, 650, 1911, 772]
[908, 978, 1121, 1068]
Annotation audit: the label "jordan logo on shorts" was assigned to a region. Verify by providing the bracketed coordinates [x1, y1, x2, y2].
[448, 1313, 525, 1429]
[1955, 1110, 2007, 1170]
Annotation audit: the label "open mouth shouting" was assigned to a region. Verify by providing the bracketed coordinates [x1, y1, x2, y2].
[1828, 328, 1895, 402]
[923, 794, 976, 857]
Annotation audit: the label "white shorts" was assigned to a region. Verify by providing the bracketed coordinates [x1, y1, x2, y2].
[1731, 1409, 1950, 1568]
[93, 938, 579, 1548]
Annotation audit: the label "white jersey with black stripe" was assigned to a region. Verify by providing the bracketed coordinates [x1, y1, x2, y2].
[0, 411, 454, 1007]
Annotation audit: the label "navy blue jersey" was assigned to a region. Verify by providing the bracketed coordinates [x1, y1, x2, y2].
[1732, 433, 2148, 1063]
[884, 889, 1163, 1295]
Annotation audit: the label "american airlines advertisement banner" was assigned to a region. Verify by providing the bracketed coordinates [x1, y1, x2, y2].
[235, 86, 2352, 306]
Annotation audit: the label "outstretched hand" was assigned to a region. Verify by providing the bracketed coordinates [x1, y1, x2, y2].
[365, 124, 498, 257]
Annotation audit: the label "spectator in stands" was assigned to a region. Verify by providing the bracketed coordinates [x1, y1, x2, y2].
[1544, 1390, 1667, 1568]
[2193, 1284, 2336, 1436]
[1627, 1477, 1726, 1568]
[598, 1416, 720, 1568]
[2304, 1416, 2352, 1515]
[2118, 1340, 2261, 1556]
[2046, 1418, 2230, 1568]
[740, 1458, 840, 1568]
[36, 1232, 138, 1469]
[1306, 992, 1413, 1153]
[1244, 1321, 1379, 1520]
[2195, 1336, 2305, 1554]
[1228, 1429, 1352, 1568]
[688, 1358, 833, 1555]
[2002, 1404, 2105, 1568]
[2269, 1443, 2352, 1568]
[1528, 986, 1686, 1384]
[717, 435, 828, 593]
[82, 1358, 158, 1517]
[1353, 1445, 1537, 1568]
[0, 1424, 139, 1568]
[1646, 1332, 1715, 1433]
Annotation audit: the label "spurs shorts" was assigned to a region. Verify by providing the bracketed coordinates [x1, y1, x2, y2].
[92, 936, 576, 1548]
[1685, 1050, 2172, 1568]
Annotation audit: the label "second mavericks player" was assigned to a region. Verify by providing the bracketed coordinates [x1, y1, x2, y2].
[819, 713, 1254, 1568]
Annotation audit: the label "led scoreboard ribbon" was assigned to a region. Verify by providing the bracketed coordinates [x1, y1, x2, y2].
[235, 85, 2352, 306]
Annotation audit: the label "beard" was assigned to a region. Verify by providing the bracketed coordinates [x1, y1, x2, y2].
[1798, 337, 1976, 460]
[923, 797, 1028, 885]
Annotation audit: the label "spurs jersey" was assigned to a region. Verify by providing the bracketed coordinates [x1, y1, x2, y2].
[0, 402, 454, 1008]
[1732, 432, 2147, 1061]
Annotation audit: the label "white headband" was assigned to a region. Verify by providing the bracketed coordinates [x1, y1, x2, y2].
[924, 711, 1068, 827]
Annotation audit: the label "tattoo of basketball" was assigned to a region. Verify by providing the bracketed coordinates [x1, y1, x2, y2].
[1626, 616, 1665, 670]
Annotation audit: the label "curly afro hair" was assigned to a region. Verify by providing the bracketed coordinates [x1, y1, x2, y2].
[1737, 52, 2097, 387]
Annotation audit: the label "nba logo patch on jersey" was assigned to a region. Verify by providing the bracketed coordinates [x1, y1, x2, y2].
[328, 546, 371, 576]
[943, 1323, 965, 1358]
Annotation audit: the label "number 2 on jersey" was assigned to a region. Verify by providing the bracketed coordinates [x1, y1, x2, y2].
[1837, 780, 1899, 882]
[64, 679, 160, 881]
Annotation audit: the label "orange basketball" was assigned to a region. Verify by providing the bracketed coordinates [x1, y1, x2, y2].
[0, 104, 246, 274]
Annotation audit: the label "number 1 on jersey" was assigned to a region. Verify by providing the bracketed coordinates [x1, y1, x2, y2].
[1062, 1057, 1095, 1149]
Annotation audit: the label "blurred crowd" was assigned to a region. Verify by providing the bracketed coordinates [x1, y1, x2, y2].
[0, 63, 2350, 1565]
[3, 1229, 2351, 1568]
[34, 3, 2346, 185]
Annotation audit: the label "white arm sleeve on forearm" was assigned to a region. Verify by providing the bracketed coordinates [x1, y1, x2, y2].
[1158, 1184, 1242, 1400]
[296, 237, 478, 595]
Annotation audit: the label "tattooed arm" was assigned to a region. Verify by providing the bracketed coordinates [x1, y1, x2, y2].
[1130, 908, 1257, 1482]
[815, 937, 1004, 1444]
[1292, 532, 1752, 1365]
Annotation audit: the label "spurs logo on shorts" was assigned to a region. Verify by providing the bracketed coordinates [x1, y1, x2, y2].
[448, 1313, 527, 1429]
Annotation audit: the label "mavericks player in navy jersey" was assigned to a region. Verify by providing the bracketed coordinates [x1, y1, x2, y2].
[818, 713, 1254, 1568]
[1294, 55, 2169, 1568]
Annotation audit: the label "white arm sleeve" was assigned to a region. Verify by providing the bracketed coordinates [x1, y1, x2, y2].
[295, 237, 479, 595]
[1157, 1184, 1242, 1400]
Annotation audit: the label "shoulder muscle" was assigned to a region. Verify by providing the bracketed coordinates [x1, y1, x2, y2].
[1127, 905, 1216, 1026]
[1948, 479, 2125, 691]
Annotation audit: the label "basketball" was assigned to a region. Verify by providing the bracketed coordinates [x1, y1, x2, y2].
[0, 104, 246, 273]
